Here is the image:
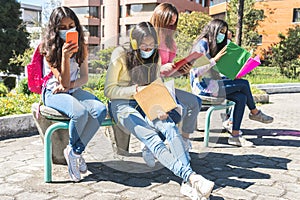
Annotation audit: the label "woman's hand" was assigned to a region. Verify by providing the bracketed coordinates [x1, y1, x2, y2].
[62, 41, 78, 58]
[157, 111, 168, 121]
[177, 63, 192, 75]
[213, 46, 227, 62]
[52, 84, 70, 94]
[160, 63, 175, 75]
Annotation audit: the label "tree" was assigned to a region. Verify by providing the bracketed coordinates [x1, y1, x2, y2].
[90, 47, 115, 72]
[227, 0, 265, 51]
[264, 26, 300, 79]
[0, 0, 30, 74]
[236, 0, 245, 46]
[176, 11, 212, 59]
[42, 0, 62, 23]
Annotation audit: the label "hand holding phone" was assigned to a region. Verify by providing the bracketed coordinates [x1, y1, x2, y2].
[66, 31, 78, 52]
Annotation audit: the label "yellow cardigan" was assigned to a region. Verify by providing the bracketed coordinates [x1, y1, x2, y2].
[104, 46, 161, 100]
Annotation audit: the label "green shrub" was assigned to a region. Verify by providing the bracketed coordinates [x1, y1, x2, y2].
[16, 78, 31, 95]
[0, 92, 39, 117]
[0, 83, 8, 96]
[3, 76, 16, 90]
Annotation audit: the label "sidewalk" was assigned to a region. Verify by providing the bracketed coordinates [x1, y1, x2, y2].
[0, 93, 299, 200]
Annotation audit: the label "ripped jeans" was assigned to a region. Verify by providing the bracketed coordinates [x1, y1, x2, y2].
[110, 99, 194, 182]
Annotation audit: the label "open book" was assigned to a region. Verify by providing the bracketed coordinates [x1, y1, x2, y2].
[214, 42, 261, 80]
[133, 78, 177, 121]
[162, 52, 210, 77]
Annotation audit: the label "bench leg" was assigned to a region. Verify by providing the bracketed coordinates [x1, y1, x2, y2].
[204, 106, 215, 147]
[44, 121, 69, 183]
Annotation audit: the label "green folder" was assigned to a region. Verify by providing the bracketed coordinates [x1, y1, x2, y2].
[215, 42, 251, 80]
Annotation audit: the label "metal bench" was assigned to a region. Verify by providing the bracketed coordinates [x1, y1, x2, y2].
[31, 103, 115, 183]
[199, 96, 235, 147]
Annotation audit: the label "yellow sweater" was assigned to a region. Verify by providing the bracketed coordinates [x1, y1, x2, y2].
[104, 46, 161, 100]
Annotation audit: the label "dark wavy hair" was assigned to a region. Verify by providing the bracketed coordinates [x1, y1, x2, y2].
[40, 6, 86, 70]
[126, 22, 160, 86]
[193, 19, 228, 57]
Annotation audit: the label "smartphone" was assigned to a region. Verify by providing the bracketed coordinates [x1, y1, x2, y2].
[66, 31, 78, 52]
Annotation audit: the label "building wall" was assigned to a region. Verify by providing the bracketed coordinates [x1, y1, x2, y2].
[64, 0, 210, 49]
[255, 0, 300, 53]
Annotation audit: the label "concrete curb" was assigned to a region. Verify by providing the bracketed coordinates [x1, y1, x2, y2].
[0, 113, 37, 138]
[253, 83, 300, 94]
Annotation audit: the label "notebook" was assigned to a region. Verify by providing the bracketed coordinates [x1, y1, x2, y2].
[214, 42, 261, 80]
[133, 78, 177, 121]
[162, 52, 210, 77]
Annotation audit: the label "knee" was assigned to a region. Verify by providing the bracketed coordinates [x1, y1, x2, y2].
[234, 93, 247, 105]
[72, 108, 88, 121]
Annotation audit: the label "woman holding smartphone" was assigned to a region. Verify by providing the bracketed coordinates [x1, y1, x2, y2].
[40, 6, 107, 182]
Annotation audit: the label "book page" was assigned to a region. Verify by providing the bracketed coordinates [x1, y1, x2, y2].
[236, 56, 261, 78]
[215, 42, 251, 80]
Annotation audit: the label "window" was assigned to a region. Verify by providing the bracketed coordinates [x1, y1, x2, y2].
[256, 35, 262, 45]
[293, 8, 300, 22]
[71, 7, 99, 18]
[86, 26, 99, 37]
[129, 4, 157, 16]
[102, 25, 105, 37]
[102, 6, 105, 19]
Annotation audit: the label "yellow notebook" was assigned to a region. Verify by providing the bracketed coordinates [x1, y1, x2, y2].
[133, 78, 177, 121]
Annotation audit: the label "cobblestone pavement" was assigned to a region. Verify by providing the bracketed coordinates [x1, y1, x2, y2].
[0, 93, 299, 200]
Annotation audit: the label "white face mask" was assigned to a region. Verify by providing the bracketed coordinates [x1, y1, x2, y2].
[59, 27, 77, 41]
[140, 48, 155, 59]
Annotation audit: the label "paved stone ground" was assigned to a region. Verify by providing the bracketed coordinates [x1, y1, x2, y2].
[0, 93, 299, 200]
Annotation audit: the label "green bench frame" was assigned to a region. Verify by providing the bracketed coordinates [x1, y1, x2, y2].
[43, 117, 114, 183]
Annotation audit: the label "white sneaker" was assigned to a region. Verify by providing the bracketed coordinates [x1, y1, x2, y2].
[191, 174, 214, 199]
[228, 136, 254, 147]
[79, 155, 87, 174]
[180, 181, 199, 200]
[222, 120, 243, 135]
[63, 146, 81, 182]
[142, 146, 156, 168]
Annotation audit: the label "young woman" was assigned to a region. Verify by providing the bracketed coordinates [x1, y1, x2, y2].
[190, 19, 273, 147]
[104, 22, 214, 200]
[149, 2, 201, 153]
[40, 7, 107, 182]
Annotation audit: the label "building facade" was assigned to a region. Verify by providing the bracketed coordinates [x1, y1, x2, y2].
[209, 0, 300, 54]
[63, 0, 210, 53]
[20, 3, 42, 47]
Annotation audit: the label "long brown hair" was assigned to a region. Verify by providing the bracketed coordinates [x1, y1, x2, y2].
[193, 19, 228, 57]
[150, 3, 178, 50]
[40, 6, 86, 70]
[126, 22, 159, 86]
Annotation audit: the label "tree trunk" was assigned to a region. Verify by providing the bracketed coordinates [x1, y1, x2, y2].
[236, 0, 244, 46]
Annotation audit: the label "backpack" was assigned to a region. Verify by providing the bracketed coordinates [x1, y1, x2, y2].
[27, 45, 53, 94]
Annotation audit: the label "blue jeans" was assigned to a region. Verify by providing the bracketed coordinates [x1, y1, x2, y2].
[175, 89, 201, 134]
[43, 88, 107, 154]
[110, 99, 194, 182]
[219, 79, 256, 131]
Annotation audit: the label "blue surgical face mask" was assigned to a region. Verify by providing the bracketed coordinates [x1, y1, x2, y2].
[140, 48, 155, 59]
[216, 32, 225, 43]
[59, 27, 77, 41]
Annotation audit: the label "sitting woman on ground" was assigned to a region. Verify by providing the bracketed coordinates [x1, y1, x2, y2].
[40, 6, 107, 182]
[190, 19, 273, 147]
[104, 21, 214, 200]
